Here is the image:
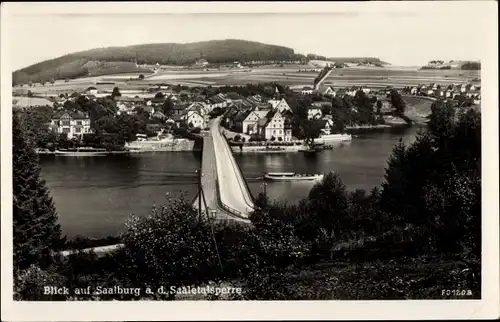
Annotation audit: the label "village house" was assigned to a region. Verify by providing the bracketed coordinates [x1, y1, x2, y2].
[84, 86, 98, 95]
[245, 95, 261, 106]
[312, 119, 335, 136]
[425, 88, 435, 96]
[346, 87, 358, 97]
[206, 94, 228, 112]
[178, 102, 208, 128]
[224, 107, 240, 129]
[232, 110, 250, 132]
[195, 58, 209, 67]
[185, 102, 208, 116]
[184, 110, 206, 129]
[268, 98, 292, 113]
[254, 103, 273, 111]
[169, 114, 184, 128]
[250, 94, 263, 103]
[316, 85, 336, 97]
[257, 110, 292, 141]
[360, 86, 371, 94]
[152, 110, 167, 121]
[50, 111, 92, 139]
[116, 102, 136, 116]
[114, 96, 144, 104]
[301, 87, 314, 95]
[141, 105, 155, 117]
[225, 92, 244, 103]
[307, 106, 323, 120]
[172, 103, 189, 115]
[242, 110, 270, 134]
[410, 87, 418, 95]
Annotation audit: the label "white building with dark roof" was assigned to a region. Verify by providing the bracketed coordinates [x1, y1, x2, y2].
[50, 111, 92, 139]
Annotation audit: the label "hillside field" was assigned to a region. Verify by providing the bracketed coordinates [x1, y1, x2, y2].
[12, 66, 480, 98]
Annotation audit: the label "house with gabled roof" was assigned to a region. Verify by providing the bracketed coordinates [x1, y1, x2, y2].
[316, 85, 336, 97]
[259, 110, 291, 141]
[250, 94, 263, 102]
[233, 110, 251, 132]
[184, 110, 206, 129]
[172, 103, 189, 115]
[207, 93, 228, 111]
[225, 92, 244, 102]
[242, 110, 270, 134]
[301, 86, 314, 95]
[152, 110, 167, 121]
[268, 98, 291, 113]
[307, 106, 323, 120]
[50, 110, 91, 139]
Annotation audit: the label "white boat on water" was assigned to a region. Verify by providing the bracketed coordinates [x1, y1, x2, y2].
[264, 172, 324, 181]
[55, 148, 109, 156]
[316, 133, 352, 143]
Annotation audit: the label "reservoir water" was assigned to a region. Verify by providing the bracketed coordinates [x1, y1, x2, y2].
[39, 126, 424, 238]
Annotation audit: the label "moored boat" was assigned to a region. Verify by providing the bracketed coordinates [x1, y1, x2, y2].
[264, 172, 324, 181]
[316, 133, 352, 143]
[55, 148, 109, 156]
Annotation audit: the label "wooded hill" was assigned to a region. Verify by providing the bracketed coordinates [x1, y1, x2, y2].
[13, 39, 390, 85]
[13, 39, 304, 85]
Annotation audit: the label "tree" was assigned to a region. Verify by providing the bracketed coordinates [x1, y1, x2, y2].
[389, 89, 406, 116]
[155, 92, 165, 99]
[120, 194, 219, 297]
[376, 100, 383, 114]
[27, 90, 33, 97]
[111, 87, 121, 99]
[50, 78, 55, 85]
[306, 173, 352, 247]
[380, 105, 481, 255]
[13, 112, 63, 271]
[138, 74, 145, 80]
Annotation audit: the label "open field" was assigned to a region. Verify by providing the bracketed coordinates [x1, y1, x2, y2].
[12, 96, 53, 107]
[12, 66, 480, 97]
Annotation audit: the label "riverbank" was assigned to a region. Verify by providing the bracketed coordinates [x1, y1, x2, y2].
[36, 138, 201, 155]
[231, 144, 306, 153]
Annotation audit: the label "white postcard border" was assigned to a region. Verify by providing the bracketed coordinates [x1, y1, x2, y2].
[1, 1, 498, 321]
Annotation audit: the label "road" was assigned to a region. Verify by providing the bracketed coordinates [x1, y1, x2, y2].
[192, 120, 252, 222]
[211, 117, 255, 216]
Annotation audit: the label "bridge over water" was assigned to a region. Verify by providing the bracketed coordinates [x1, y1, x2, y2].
[192, 117, 255, 223]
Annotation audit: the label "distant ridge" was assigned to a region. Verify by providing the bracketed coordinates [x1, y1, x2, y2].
[12, 39, 389, 85]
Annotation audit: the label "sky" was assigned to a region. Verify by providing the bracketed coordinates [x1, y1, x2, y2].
[7, 8, 488, 71]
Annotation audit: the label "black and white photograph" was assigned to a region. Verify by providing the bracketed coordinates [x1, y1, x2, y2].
[1, 1, 498, 320]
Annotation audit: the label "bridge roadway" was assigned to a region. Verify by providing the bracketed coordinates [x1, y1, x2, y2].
[192, 117, 255, 222]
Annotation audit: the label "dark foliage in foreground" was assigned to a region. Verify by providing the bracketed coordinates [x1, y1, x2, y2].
[13, 102, 481, 300]
[12, 111, 64, 271]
